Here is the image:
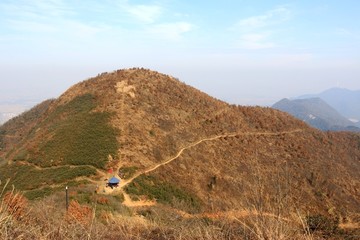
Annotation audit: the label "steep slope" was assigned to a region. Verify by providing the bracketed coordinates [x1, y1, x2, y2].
[0, 99, 54, 160]
[298, 88, 360, 122]
[0, 68, 359, 221]
[272, 98, 359, 131]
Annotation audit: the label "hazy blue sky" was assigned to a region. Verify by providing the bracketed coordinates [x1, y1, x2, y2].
[0, 0, 359, 106]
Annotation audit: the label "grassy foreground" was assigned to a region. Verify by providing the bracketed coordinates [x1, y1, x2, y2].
[0, 183, 359, 240]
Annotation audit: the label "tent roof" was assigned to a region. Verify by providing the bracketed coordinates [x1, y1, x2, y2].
[108, 177, 120, 184]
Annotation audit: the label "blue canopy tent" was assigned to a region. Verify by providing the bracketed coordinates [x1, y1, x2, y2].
[108, 177, 120, 188]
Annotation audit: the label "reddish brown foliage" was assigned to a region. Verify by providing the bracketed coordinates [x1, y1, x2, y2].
[96, 196, 109, 205]
[66, 200, 93, 226]
[3, 191, 28, 220]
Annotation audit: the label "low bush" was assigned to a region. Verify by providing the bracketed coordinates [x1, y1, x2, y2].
[118, 166, 138, 179]
[0, 164, 96, 191]
[24, 187, 57, 200]
[125, 174, 202, 213]
[306, 214, 339, 237]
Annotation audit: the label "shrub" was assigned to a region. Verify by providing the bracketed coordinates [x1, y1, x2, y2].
[2, 192, 28, 220]
[24, 187, 56, 200]
[118, 166, 138, 179]
[0, 164, 97, 191]
[66, 200, 93, 226]
[125, 174, 202, 213]
[13, 149, 28, 161]
[306, 214, 339, 236]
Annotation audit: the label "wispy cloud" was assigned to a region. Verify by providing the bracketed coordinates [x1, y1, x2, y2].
[232, 6, 291, 50]
[1, 0, 108, 39]
[334, 27, 360, 40]
[147, 22, 194, 41]
[0, 0, 194, 47]
[238, 33, 274, 50]
[116, 1, 194, 41]
[122, 3, 162, 24]
[236, 7, 290, 29]
[335, 28, 352, 36]
[0, 0, 73, 19]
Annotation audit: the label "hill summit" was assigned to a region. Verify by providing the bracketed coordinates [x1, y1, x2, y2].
[0, 68, 359, 238]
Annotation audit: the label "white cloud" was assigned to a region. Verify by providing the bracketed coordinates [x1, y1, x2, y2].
[6, 19, 58, 33]
[1, 1, 108, 39]
[238, 33, 274, 49]
[236, 7, 291, 29]
[121, 3, 162, 23]
[232, 6, 291, 50]
[334, 28, 360, 40]
[0, 0, 73, 19]
[147, 22, 194, 40]
[335, 28, 352, 36]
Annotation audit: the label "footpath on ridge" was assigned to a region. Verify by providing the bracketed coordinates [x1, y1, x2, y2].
[113, 129, 303, 207]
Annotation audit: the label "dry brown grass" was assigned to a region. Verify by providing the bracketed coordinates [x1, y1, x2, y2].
[0, 185, 358, 239]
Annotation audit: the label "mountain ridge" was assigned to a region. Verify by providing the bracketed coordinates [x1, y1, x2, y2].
[0, 68, 359, 238]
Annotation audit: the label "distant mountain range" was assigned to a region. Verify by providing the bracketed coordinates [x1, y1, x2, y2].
[0, 112, 18, 125]
[272, 97, 359, 131]
[272, 87, 360, 131]
[298, 88, 360, 122]
[0, 100, 40, 125]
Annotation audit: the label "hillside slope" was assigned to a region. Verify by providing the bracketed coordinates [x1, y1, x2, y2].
[0, 68, 359, 223]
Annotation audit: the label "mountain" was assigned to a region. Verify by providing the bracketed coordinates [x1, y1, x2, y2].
[0, 100, 41, 125]
[272, 98, 359, 131]
[0, 112, 17, 125]
[298, 88, 360, 123]
[0, 68, 359, 239]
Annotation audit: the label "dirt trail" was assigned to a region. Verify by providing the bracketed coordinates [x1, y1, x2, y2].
[16, 129, 303, 208]
[171, 208, 289, 222]
[122, 192, 156, 207]
[21, 129, 301, 207]
[100, 129, 303, 218]
[119, 129, 303, 190]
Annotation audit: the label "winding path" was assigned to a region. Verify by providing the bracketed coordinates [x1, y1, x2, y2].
[119, 129, 303, 190]
[15, 129, 303, 202]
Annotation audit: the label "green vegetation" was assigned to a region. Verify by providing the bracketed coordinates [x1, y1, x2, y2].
[118, 166, 138, 179]
[24, 180, 91, 200]
[13, 149, 28, 161]
[24, 187, 59, 200]
[28, 94, 118, 169]
[125, 174, 202, 212]
[0, 164, 96, 191]
[0, 129, 5, 149]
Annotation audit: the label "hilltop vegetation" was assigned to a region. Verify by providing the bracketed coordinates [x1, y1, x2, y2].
[0, 68, 359, 239]
[26, 93, 118, 169]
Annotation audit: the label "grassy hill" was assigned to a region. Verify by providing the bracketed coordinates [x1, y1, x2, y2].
[0, 68, 359, 239]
